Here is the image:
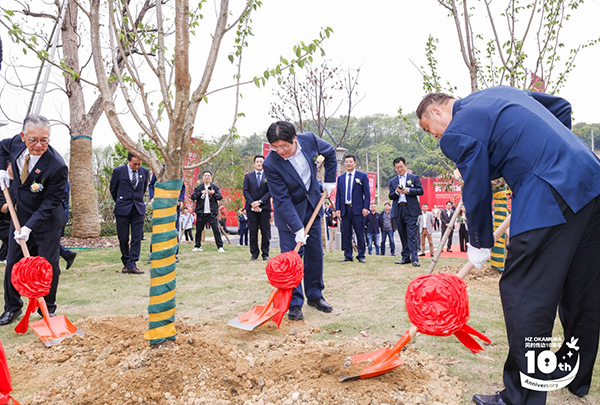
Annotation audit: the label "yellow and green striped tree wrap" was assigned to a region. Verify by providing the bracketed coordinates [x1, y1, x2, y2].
[491, 185, 508, 272]
[144, 178, 182, 344]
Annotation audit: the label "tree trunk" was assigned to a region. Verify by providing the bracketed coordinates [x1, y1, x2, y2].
[70, 137, 101, 237]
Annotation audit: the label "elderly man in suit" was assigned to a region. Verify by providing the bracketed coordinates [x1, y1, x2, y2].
[110, 152, 149, 275]
[389, 157, 423, 267]
[190, 170, 225, 253]
[0, 114, 68, 325]
[243, 155, 271, 260]
[263, 121, 337, 321]
[417, 86, 600, 405]
[335, 154, 370, 263]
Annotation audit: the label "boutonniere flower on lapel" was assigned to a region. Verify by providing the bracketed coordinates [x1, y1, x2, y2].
[313, 154, 325, 166]
[355, 178, 362, 185]
[30, 180, 44, 193]
[263, 178, 268, 184]
[35, 169, 41, 174]
[406, 179, 413, 186]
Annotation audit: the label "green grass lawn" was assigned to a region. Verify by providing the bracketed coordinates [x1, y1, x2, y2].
[0, 235, 597, 404]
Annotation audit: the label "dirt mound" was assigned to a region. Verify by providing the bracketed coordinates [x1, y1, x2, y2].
[437, 264, 501, 294]
[11, 316, 464, 405]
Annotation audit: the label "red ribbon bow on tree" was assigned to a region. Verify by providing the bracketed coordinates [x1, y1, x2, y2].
[405, 273, 490, 353]
[265, 251, 304, 327]
[11, 256, 53, 334]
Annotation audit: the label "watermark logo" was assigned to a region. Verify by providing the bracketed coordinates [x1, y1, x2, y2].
[520, 336, 580, 391]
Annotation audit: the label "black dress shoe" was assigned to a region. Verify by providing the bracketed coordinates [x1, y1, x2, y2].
[0, 309, 22, 326]
[122, 266, 144, 275]
[307, 297, 333, 313]
[412, 261, 421, 267]
[288, 305, 304, 321]
[65, 251, 77, 270]
[472, 393, 506, 405]
[395, 259, 411, 264]
[340, 258, 353, 262]
[250, 256, 259, 261]
[262, 255, 269, 261]
[358, 258, 366, 263]
[447, 248, 453, 252]
[418, 253, 425, 257]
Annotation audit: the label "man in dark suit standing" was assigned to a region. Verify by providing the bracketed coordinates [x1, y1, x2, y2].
[335, 154, 370, 263]
[263, 121, 337, 321]
[237, 209, 248, 246]
[190, 170, 225, 252]
[417, 87, 600, 405]
[243, 155, 271, 260]
[0, 114, 68, 325]
[389, 157, 423, 267]
[439, 201, 455, 252]
[110, 152, 149, 275]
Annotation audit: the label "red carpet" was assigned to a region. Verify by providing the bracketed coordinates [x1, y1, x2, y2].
[425, 243, 468, 260]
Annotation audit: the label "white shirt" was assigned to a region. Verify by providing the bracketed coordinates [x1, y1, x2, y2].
[17, 150, 41, 179]
[345, 170, 356, 204]
[126, 164, 140, 189]
[285, 141, 311, 191]
[201, 184, 211, 214]
[396, 174, 407, 203]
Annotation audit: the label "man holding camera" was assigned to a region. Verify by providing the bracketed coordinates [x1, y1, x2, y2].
[388, 157, 423, 266]
[190, 170, 225, 253]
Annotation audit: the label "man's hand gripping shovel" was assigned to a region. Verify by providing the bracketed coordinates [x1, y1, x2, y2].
[339, 215, 511, 381]
[2, 187, 83, 346]
[228, 192, 328, 331]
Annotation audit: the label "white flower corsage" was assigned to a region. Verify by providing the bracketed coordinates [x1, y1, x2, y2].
[31, 181, 44, 193]
[407, 179, 413, 186]
[313, 154, 325, 166]
[355, 178, 362, 185]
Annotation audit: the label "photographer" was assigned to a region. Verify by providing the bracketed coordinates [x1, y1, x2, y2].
[190, 170, 225, 253]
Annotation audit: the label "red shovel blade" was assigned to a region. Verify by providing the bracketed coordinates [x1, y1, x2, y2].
[29, 315, 84, 347]
[228, 288, 280, 331]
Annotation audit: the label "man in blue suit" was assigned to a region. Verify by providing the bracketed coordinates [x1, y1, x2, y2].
[0, 114, 68, 325]
[417, 86, 600, 405]
[110, 152, 149, 274]
[335, 154, 370, 263]
[263, 121, 337, 321]
[388, 157, 423, 266]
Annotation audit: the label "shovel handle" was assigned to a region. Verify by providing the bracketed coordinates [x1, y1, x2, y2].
[294, 191, 329, 253]
[2, 187, 29, 257]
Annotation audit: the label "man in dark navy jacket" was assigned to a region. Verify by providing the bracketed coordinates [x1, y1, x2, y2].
[0, 114, 68, 325]
[243, 155, 271, 260]
[263, 121, 337, 321]
[110, 152, 149, 274]
[418, 86, 600, 405]
[335, 154, 370, 263]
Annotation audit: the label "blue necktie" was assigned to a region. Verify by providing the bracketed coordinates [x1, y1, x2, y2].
[346, 173, 352, 202]
[132, 170, 138, 188]
[256, 172, 261, 184]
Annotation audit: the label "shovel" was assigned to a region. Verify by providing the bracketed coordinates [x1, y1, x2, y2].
[228, 191, 328, 331]
[339, 215, 511, 382]
[2, 188, 83, 347]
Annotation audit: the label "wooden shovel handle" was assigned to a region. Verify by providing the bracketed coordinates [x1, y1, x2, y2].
[293, 191, 329, 253]
[2, 187, 29, 257]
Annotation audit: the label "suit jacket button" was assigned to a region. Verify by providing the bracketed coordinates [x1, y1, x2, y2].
[305, 194, 308, 198]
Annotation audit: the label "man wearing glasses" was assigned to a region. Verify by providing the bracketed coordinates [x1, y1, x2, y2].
[0, 114, 68, 325]
[263, 121, 337, 321]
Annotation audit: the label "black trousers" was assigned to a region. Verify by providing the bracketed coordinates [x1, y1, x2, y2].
[499, 191, 600, 405]
[458, 224, 468, 252]
[0, 222, 9, 261]
[248, 209, 270, 257]
[194, 214, 223, 248]
[395, 205, 419, 262]
[183, 229, 193, 241]
[440, 223, 454, 249]
[4, 226, 62, 313]
[116, 208, 144, 268]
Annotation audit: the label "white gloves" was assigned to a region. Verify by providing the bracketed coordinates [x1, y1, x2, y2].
[323, 182, 336, 196]
[467, 243, 491, 269]
[0, 170, 10, 191]
[294, 228, 309, 245]
[14, 226, 32, 243]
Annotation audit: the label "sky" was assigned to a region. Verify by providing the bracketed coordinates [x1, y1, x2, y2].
[1, 0, 599, 158]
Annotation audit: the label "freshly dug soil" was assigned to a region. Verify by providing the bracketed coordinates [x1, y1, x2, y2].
[61, 237, 120, 249]
[11, 315, 464, 405]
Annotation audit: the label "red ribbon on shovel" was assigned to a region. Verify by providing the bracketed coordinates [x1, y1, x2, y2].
[265, 251, 304, 327]
[12, 257, 53, 334]
[405, 273, 490, 353]
[0, 339, 20, 405]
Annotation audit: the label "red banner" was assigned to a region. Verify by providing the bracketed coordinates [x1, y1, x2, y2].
[529, 72, 546, 93]
[262, 142, 271, 158]
[418, 177, 462, 209]
[367, 172, 377, 205]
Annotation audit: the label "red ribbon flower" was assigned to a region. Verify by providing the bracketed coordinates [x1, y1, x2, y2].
[11, 257, 53, 334]
[405, 273, 490, 353]
[265, 251, 304, 327]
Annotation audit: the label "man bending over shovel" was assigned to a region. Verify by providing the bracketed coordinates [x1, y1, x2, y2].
[417, 87, 600, 405]
[263, 121, 337, 321]
[0, 114, 68, 325]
